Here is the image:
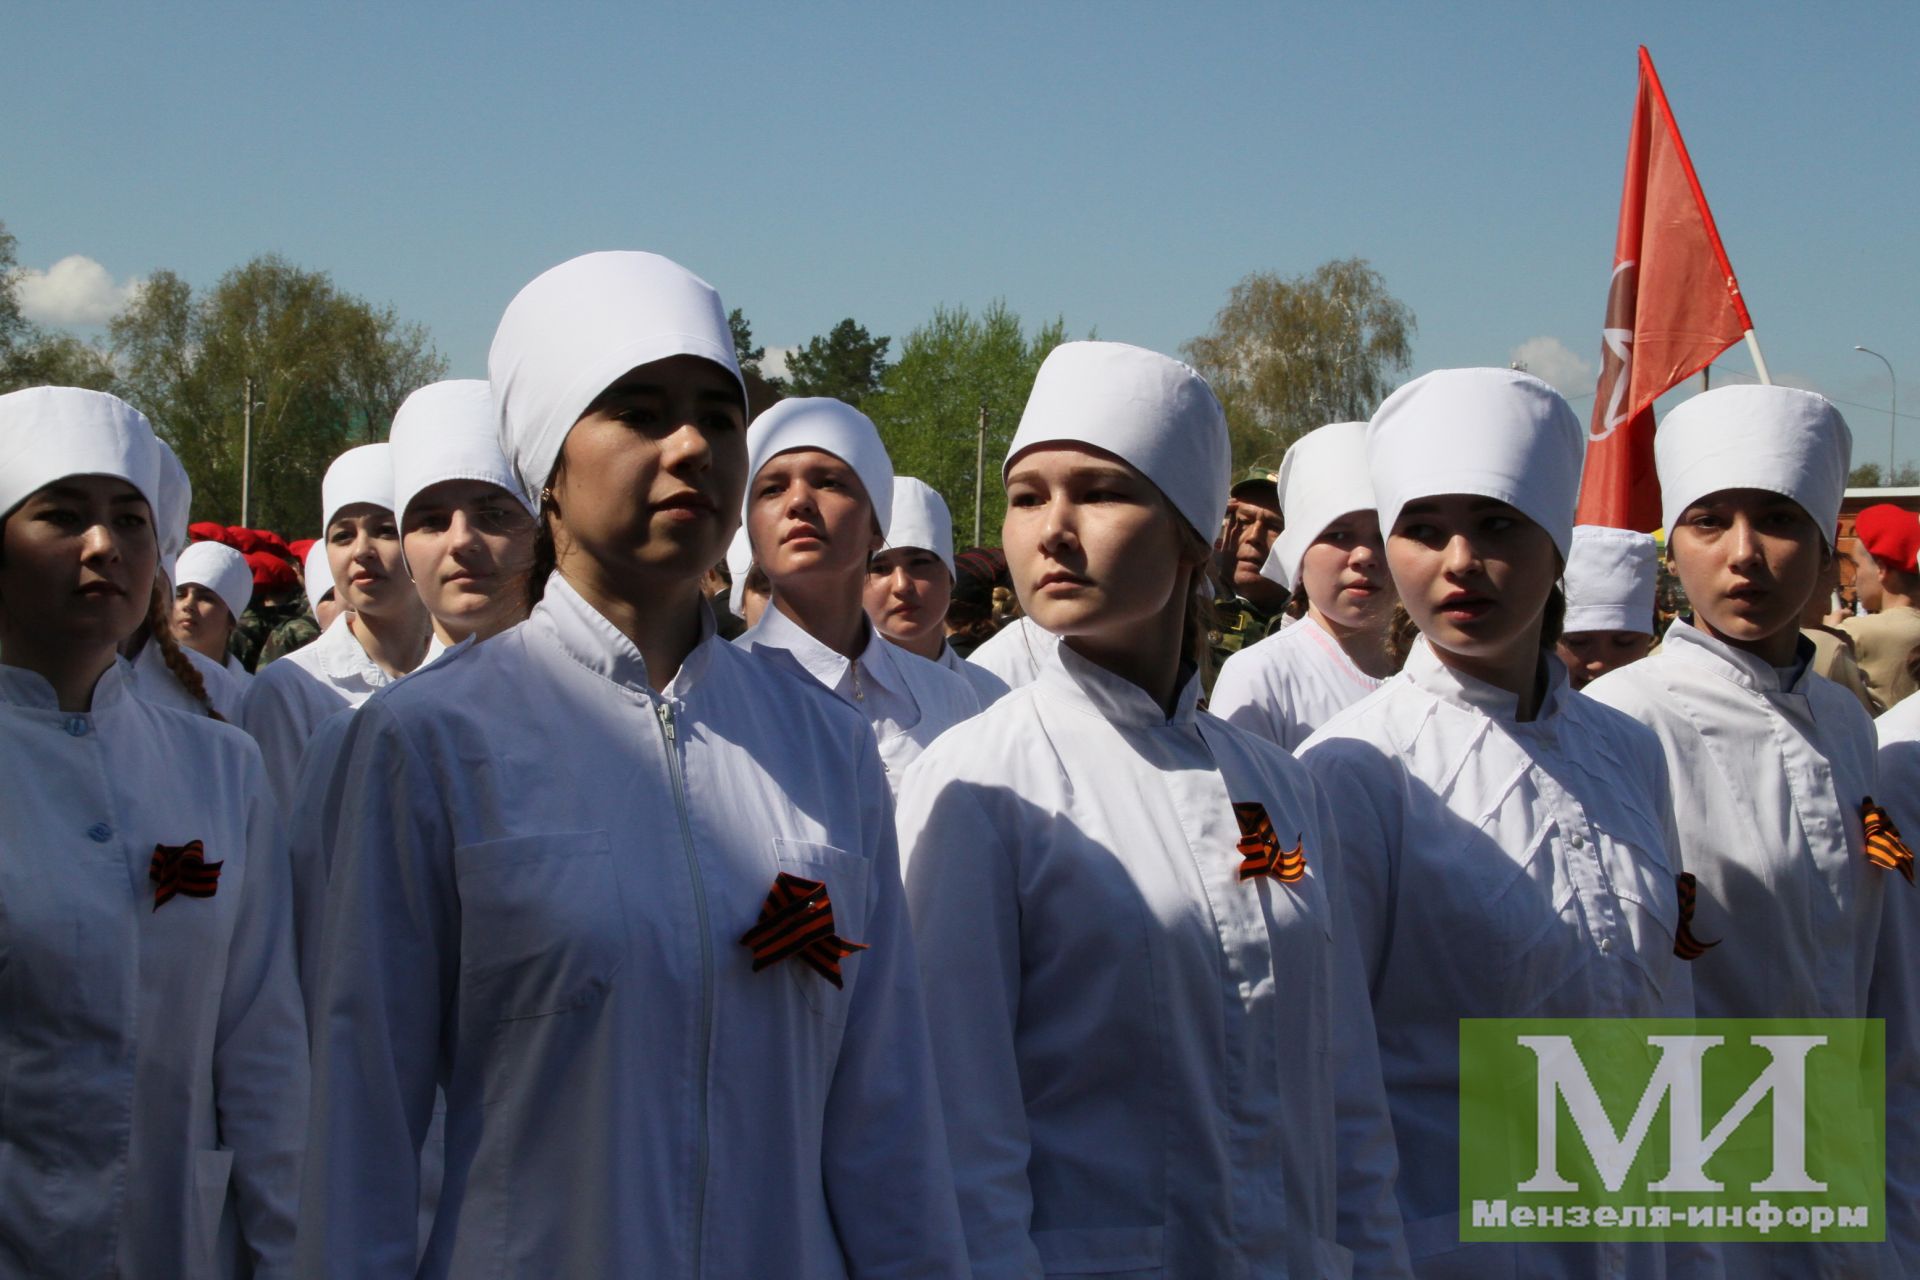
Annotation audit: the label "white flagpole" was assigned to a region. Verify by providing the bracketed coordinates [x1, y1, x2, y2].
[1743, 329, 1772, 385]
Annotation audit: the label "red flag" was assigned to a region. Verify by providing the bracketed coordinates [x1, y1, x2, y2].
[1577, 47, 1756, 531]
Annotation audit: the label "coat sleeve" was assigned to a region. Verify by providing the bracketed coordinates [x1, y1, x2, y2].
[213, 747, 310, 1278]
[286, 710, 354, 1020]
[1208, 649, 1284, 749]
[238, 666, 318, 811]
[1871, 738, 1920, 1274]
[1297, 735, 1401, 996]
[1310, 787, 1414, 1278]
[819, 736, 971, 1279]
[898, 762, 1043, 1280]
[294, 703, 456, 1279]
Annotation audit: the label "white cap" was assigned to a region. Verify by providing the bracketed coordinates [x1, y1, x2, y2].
[390, 379, 532, 527]
[884, 477, 956, 579]
[1006, 341, 1230, 541]
[0, 387, 163, 526]
[1260, 421, 1374, 593]
[1654, 385, 1851, 543]
[489, 251, 744, 501]
[725, 525, 754, 618]
[321, 443, 395, 531]
[1368, 367, 1585, 558]
[304, 539, 334, 615]
[1561, 525, 1658, 635]
[153, 437, 193, 580]
[174, 540, 254, 625]
[744, 397, 895, 538]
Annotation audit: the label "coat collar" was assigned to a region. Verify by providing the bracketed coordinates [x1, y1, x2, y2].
[531, 570, 717, 696]
[1400, 635, 1571, 724]
[0, 655, 135, 715]
[742, 601, 907, 698]
[1657, 615, 1816, 696]
[1035, 632, 1202, 728]
[312, 612, 397, 689]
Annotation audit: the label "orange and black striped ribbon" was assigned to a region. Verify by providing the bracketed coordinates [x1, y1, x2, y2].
[1233, 801, 1305, 884]
[1672, 872, 1719, 960]
[1862, 797, 1916, 884]
[740, 872, 868, 988]
[150, 840, 222, 912]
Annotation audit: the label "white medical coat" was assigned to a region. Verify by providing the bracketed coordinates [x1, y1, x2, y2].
[738, 603, 980, 790]
[1300, 641, 1706, 1278]
[296, 574, 968, 1278]
[937, 637, 1011, 706]
[964, 614, 1054, 692]
[897, 639, 1411, 1279]
[131, 633, 244, 720]
[1210, 615, 1386, 751]
[239, 612, 398, 805]
[0, 660, 306, 1278]
[1590, 620, 1914, 1277]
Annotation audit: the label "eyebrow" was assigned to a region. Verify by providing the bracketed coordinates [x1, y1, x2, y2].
[1401, 497, 1512, 515]
[38, 483, 146, 504]
[596, 382, 741, 405]
[1005, 464, 1137, 487]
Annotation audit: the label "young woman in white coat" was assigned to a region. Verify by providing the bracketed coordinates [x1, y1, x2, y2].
[1295, 368, 1707, 1278]
[173, 538, 258, 685]
[1210, 421, 1398, 749]
[737, 398, 981, 788]
[865, 475, 1011, 705]
[296, 251, 968, 1278]
[0, 386, 306, 1278]
[1554, 525, 1658, 690]
[1585, 385, 1914, 1276]
[898, 340, 1410, 1279]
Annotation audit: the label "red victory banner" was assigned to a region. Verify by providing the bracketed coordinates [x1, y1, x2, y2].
[1576, 46, 1768, 531]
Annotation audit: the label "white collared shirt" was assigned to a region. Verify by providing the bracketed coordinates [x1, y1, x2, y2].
[297, 574, 968, 1278]
[963, 615, 1054, 693]
[738, 603, 980, 789]
[897, 639, 1410, 1279]
[238, 613, 404, 805]
[1300, 640, 1701, 1278]
[936, 638, 1010, 706]
[131, 634, 244, 720]
[1209, 613, 1386, 750]
[1591, 620, 1913, 1277]
[0, 660, 305, 1278]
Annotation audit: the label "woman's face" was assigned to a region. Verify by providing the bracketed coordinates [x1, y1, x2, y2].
[551, 355, 747, 593]
[864, 548, 952, 653]
[1299, 510, 1396, 633]
[748, 449, 881, 592]
[1668, 488, 1825, 658]
[171, 582, 236, 662]
[402, 479, 536, 640]
[1386, 494, 1560, 677]
[1002, 444, 1196, 647]
[326, 504, 414, 620]
[0, 474, 157, 659]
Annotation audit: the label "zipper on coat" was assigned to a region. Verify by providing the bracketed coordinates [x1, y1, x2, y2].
[656, 699, 713, 1276]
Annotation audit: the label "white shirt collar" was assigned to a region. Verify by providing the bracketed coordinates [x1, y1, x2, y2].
[1658, 615, 1817, 696]
[0, 655, 135, 714]
[531, 571, 717, 697]
[1036, 632, 1202, 728]
[744, 601, 907, 698]
[1400, 635, 1571, 724]
[313, 612, 398, 689]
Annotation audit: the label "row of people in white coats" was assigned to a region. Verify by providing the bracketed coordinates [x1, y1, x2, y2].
[1, 243, 1915, 1279]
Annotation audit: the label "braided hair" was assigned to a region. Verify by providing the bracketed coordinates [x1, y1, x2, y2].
[147, 579, 224, 720]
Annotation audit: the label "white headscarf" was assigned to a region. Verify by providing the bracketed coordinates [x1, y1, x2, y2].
[1006, 341, 1230, 541]
[1654, 385, 1852, 542]
[883, 477, 956, 579]
[174, 540, 254, 625]
[1367, 367, 1585, 558]
[0, 387, 163, 525]
[304, 539, 334, 615]
[744, 397, 896, 536]
[1561, 525, 1658, 635]
[488, 251, 744, 502]
[390, 380, 532, 527]
[1260, 421, 1374, 593]
[321, 443, 395, 531]
[725, 526, 754, 618]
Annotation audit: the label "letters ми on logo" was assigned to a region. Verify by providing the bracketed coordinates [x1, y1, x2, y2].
[1460, 1019, 1884, 1242]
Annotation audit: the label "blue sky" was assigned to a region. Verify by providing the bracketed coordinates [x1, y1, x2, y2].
[7, 2, 1916, 466]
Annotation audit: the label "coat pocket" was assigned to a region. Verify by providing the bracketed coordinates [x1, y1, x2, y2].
[187, 1147, 234, 1277]
[771, 838, 869, 1025]
[1031, 1223, 1164, 1275]
[455, 832, 625, 1023]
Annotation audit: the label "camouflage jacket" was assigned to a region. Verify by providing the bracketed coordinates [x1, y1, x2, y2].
[1207, 594, 1283, 667]
[256, 611, 322, 669]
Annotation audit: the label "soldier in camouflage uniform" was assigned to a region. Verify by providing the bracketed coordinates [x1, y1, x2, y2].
[256, 608, 322, 668]
[229, 551, 310, 671]
[1205, 468, 1291, 678]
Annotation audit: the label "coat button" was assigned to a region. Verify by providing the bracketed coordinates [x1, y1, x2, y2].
[1568, 832, 1585, 849]
[87, 823, 113, 843]
[1598, 936, 1613, 954]
[65, 717, 90, 737]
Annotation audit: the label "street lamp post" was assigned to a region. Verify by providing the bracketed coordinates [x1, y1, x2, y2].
[1854, 345, 1897, 481]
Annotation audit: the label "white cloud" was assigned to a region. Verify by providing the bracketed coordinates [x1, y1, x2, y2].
[16, 255, 145, 327]
[1508, 336, 1594, 398]
[758, 344, 795, 382]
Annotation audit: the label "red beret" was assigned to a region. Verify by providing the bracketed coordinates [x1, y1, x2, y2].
[226, 526, 261, 554]
[245, 550, 298, 592]
[1856, 504, 1920, 574]
[254, 529, 292, 557]
[188, 521, 228, 544]
[288, 538, 316, 561]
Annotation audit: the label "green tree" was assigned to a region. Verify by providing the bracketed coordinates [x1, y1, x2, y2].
[783, 319, 890, 405]
[1183, 257, 1415, 471]
[865, 301, 1069, 547]
[1849, 462, 1920, 488]
[110, 255, 445, 533]
[0, 220, 118, 394]
[728, 307, 778, 385]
